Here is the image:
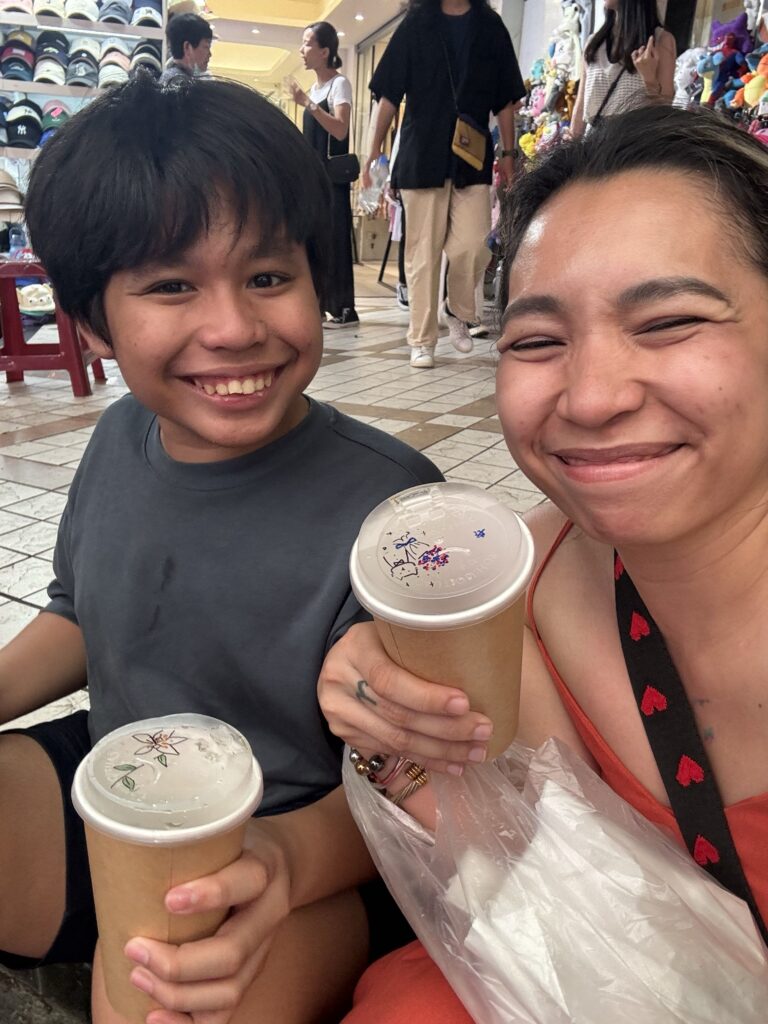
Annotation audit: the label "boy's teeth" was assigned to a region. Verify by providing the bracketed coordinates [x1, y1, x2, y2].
[196, 374, 275, 395]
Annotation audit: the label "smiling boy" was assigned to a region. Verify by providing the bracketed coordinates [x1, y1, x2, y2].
[0, 75, 441, 1022]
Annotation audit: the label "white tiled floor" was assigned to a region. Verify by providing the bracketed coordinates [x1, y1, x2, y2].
[0, 265, 544, 731]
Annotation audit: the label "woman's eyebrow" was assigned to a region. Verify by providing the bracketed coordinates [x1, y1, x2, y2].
[500, 295, 562, 331]
[616, 277, 730, 308]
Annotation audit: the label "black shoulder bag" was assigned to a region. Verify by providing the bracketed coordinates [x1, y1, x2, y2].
[322, 95, 360, 185]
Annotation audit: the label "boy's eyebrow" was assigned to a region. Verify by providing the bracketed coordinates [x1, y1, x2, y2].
[248, 239, 300, 260]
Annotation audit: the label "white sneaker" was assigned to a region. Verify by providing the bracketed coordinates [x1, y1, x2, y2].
[410, 345, 435, 369]
[396, 283, 409, 310]
[441, 302, 474, 353]
[468, 321, 489, 339]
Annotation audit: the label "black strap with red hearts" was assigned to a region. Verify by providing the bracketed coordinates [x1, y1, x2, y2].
[614, 552, 768, 943]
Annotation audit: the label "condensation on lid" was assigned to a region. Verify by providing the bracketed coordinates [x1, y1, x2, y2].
[351, 482, 535, 628]
[72, 714, 263, 843]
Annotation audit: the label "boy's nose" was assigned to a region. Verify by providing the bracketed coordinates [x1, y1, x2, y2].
[197, 296, 267, 350]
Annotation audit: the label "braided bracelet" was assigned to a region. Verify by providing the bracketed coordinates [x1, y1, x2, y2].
[369, 756, 407, 789]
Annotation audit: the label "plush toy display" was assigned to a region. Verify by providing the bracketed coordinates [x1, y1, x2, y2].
[517, 1, 586, 160]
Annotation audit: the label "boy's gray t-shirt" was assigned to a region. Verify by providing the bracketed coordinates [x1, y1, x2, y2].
[47, 396, 442, 814]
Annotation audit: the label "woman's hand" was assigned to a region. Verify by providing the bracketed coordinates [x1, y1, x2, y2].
[288, 80, 309, 108]
[124, 823, 292, 1024]
[318, 621, 494, 773]
[632, 35, 659, 87]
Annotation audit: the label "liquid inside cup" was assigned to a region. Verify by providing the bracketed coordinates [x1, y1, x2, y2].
[72, 714, 263, 842]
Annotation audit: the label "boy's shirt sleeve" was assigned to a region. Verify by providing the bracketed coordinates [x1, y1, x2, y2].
[45, 499, 78, 625]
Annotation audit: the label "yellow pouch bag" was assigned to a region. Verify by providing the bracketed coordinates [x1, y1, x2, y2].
[452, 116, 487, 171]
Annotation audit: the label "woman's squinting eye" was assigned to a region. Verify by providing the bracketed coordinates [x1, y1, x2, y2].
[501, 336, 564, 354]
[640, 316, 706, 334]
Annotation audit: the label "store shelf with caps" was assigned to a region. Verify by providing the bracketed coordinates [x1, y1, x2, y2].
[0, 75, 98, 93]
[0, 17, 165, 97]
[0, 15, 164, 40]
[0, 143, 36, 156]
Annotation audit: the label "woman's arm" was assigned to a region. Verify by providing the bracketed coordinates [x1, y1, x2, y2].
[288, 81, 351, 140]
[570, 60, 586, 137]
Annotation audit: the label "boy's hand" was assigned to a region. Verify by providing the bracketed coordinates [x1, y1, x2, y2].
[124, 824, 291, 1024]
[318, 621, 493, 773]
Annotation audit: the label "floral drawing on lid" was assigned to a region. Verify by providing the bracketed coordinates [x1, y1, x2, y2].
[111, 728, 189, 791]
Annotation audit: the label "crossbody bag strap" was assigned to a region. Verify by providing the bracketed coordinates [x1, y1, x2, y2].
[590, 65, 626, 125]
[438, 32, 460, 115]
[614, 552, 768, 944]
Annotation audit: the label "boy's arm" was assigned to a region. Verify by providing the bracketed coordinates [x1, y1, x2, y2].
[121, 785, 376, 1018]
[0, 611, 87, 726]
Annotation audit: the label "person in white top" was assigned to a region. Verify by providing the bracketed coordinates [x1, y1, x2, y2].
[570, 0, 675, 136]
[290, 23, 359, 330]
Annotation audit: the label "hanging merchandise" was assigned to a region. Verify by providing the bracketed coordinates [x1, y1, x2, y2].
[672, 1, 768, 147]
[516, 3, 584, 161]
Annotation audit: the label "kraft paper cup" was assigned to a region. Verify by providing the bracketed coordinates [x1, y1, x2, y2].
[351, 482, 535, 758]
[72, 714, 263, 1022]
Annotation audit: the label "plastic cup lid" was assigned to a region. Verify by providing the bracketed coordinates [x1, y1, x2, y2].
[350, 481, 535, 629]
[72, 714, 263, 845]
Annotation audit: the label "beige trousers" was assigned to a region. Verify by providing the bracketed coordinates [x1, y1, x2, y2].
[401, 181, 491, 348]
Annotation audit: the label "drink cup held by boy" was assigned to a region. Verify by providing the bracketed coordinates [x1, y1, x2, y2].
[0, 73, 442, 1023]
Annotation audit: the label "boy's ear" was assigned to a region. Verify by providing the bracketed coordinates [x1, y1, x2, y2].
[77, 321, 114, 360]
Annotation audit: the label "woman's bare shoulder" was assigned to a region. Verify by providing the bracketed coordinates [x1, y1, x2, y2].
[523, 500, 569, 567]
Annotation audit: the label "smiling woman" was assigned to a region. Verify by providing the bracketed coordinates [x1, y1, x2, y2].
[316, 105, 768, 1022]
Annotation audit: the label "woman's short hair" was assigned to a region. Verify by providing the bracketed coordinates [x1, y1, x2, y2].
[307, 21, 342, 69]
[499, 106, 768, 307]
[24, 75, 332, 340]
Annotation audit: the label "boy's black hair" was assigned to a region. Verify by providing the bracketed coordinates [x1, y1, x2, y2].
[24, 74, 332, 341]
[166, 12, 213, 60]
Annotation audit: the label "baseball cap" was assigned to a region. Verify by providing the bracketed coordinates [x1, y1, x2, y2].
[0, 42, 35, 69]
[34, 0, 66, 14]
[64, 0, 99, 18]
[100, 35, 133, 58]
[6, 29, 35, 48]
[6, 100, 42, 148]
[41, 101, 69, 129]
[35, 31, 70, 66]
[0, 0, 33, 12]
[69, 35, 101, 63]
[98, 62, 128, 86]
[0, 169, 22, 204]
[34, 55, 67, 83]
[65, 53, 98, 86]
[131, 0, 162, 27]
[130, 48, 161, 73]
[99, 0, 131, 21]
[100, 48, 129, 69]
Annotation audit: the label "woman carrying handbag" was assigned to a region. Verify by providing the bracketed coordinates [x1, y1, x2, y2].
[291, 22, 360, 329]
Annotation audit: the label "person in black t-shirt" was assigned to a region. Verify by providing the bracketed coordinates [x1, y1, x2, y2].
[365, 0, 525, 368]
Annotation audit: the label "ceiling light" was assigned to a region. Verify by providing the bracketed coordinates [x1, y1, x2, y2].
[354, 12, 364, 19]
[337, 30, 345, 36]
[251, 27, 260, 33]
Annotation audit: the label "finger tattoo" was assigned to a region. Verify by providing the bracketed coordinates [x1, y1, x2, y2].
[355, 679, 377, 706]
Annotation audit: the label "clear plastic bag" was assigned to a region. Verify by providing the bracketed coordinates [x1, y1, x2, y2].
[343, 738, 768, 1023]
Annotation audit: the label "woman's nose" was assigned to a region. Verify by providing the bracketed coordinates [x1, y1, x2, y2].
[556, 338, 646, 427]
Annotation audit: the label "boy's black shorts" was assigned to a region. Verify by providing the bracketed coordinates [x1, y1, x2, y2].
[0, 710, 414, 970]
